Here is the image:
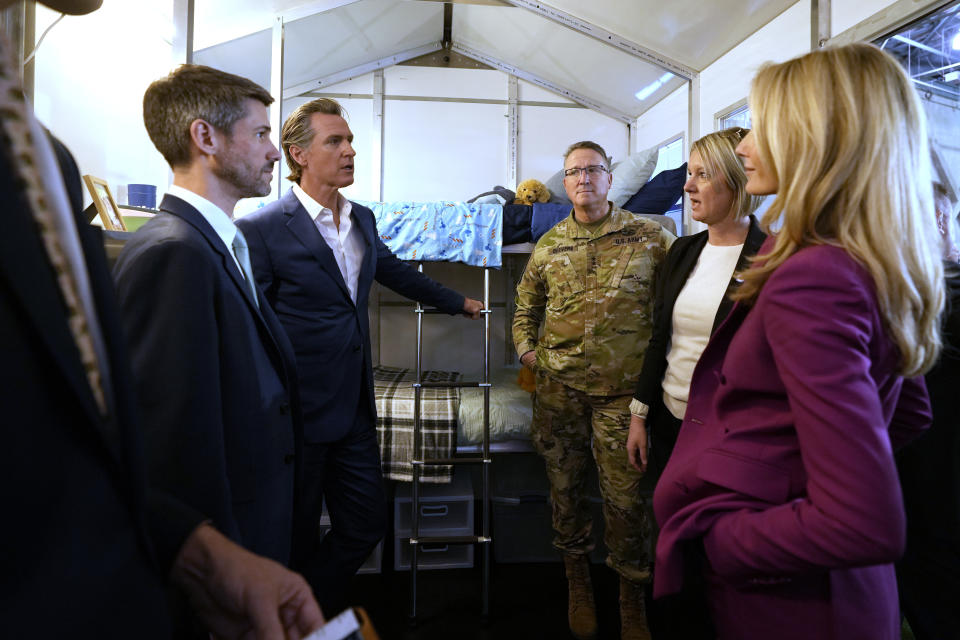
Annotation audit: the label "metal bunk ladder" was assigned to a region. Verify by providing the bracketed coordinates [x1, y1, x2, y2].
[408, 264, 492, 625]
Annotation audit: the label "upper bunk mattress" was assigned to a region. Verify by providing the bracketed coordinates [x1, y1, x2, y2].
[359, 200, 503, 268]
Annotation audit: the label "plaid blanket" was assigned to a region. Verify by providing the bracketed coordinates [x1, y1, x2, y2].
[374, 365, 460, 483]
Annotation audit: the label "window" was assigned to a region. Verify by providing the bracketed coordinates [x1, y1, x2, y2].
[652, 136, 684, 235]
[652, 136, 683, 177]
[716, 98, 751, 132]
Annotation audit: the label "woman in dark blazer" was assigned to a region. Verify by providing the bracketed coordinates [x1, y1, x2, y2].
[626, 127, 765, 479]
[652, 43, 944, 640]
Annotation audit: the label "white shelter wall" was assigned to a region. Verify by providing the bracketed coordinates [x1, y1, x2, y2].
[385, 65, 506, 100]
[632, 86, 686, 153]
[33, 0, 175, 210]
[698, 0, 811, 137]
[518, 105, 628, 188]
[383, 98, 508, 201]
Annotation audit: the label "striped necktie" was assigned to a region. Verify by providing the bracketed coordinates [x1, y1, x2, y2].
[0, 34, 107, 415]
[232, 229, 260, 309]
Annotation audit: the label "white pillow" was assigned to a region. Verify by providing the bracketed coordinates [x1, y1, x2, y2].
[608, 146, 659, 207]
[544, 168, 571, 204]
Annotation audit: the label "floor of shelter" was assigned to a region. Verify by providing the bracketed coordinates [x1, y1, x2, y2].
[341, 562, 918, 639]
[342, 560, 648, 640]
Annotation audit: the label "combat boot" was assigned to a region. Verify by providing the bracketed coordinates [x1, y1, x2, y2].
[563, 554, 597, 640]
[619, 576, 651, 640]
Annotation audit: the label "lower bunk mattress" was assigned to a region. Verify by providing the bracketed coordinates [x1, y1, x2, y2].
[374, 365, 534, 483]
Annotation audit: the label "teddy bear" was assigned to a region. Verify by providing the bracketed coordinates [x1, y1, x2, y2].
[514, 179, 551, 205]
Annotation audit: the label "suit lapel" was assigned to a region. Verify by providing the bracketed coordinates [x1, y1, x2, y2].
[353, 203, 375, 303]
[160, 195, 291, 368]
[283, 192, 354, 303]
[712, 216, 768, 335]
[0, 175, 104, 432]
[160, 195, 263, 318]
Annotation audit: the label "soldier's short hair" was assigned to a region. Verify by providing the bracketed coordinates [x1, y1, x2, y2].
[563, 141, 611, 170]
[143, 64, 273, 169]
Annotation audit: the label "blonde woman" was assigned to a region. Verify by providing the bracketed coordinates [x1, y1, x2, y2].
[652, 43, 944, 639]
[626, 127, 765, 482]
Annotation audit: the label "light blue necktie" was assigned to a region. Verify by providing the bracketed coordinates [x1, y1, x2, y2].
[231, 230, 260, 309]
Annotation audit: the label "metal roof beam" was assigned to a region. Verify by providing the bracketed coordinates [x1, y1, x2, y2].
[500, 0, 697, 80]
[284, 42, 444, 97]
[451, 42, 634, 124]
[892, 33, 943, 56]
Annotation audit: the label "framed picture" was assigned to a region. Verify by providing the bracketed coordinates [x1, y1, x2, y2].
[82, 174, 127, 231]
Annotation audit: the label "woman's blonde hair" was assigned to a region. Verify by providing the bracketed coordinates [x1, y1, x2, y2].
[736, 42, 944, 375]
[690, 127, 761, 221]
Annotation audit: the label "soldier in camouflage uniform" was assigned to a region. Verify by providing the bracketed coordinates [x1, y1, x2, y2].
[513, 141, 674, 640]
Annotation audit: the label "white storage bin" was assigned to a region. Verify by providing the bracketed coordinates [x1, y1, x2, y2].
[394, 529, 475, 571]
[394, 473, 474, 534]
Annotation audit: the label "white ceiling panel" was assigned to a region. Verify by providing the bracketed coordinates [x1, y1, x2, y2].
[193, 0, 801, 114]
[194, 29, 272, 91]
[540, 0, 799, 71]
[282, 0, 444, 92]
[453, 4, 684, 119]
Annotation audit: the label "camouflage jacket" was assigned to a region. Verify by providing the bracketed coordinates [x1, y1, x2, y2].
[513, 204, 675, 395]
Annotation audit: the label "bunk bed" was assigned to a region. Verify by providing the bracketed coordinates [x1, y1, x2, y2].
[366, 162, 686, 481]
[366, 162, 687, 623]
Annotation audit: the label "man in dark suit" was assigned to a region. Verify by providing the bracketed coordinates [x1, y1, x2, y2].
[236, 98, 483, 613]
[0, 2, 322, 637]
[114, 65, 302, 567]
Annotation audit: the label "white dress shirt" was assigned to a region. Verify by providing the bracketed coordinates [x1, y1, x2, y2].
[661, 241, 744, 419]
[292, 183, 365, 303]
[165, 185, 245, 276]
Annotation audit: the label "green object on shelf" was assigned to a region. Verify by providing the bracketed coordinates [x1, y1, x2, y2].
[120, 214, 152, 232]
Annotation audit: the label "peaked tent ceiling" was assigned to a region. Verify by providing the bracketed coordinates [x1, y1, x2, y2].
[194, 0, 800, 118]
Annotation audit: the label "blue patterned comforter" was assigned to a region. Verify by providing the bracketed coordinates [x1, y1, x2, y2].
[358, 200, 503, 268]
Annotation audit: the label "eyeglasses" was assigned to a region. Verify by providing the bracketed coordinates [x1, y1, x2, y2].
[563, 165, 609, 179]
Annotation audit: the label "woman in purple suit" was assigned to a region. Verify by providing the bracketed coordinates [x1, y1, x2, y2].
[652, 43, 945, 640]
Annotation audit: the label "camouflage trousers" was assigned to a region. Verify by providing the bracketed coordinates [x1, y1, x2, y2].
[531, 370, 654, 583]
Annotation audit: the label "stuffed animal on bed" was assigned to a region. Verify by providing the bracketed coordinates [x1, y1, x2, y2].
[514, 179, 551, 205]
[516, 367, 536, 394]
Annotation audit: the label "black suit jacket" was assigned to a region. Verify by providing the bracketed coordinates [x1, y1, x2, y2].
[237, 189, 464, 443]
[113, 194, 302, 564]
[0, 136, 205, 635]
[633, 215, 766, 410]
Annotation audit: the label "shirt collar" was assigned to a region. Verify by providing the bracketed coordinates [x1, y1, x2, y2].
[166, 184, 238, 249]
[292, 183, 352, 223]
[564, 201, 621, 239]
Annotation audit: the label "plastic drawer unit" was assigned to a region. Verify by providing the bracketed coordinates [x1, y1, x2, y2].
[394, 473, 475, 571]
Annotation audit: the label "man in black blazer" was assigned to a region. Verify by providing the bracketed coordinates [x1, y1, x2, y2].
[236, 98, 483, 613]
[114, 66, 302, 567]
[0, 2, 321, 636]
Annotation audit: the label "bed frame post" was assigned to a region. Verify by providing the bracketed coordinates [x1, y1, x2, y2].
[508, 75, 519, 189]
[372, 69, 385, 200]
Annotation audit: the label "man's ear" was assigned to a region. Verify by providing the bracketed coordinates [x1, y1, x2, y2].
[287, 144, 308, 170]
[188, 119, 219, 157]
